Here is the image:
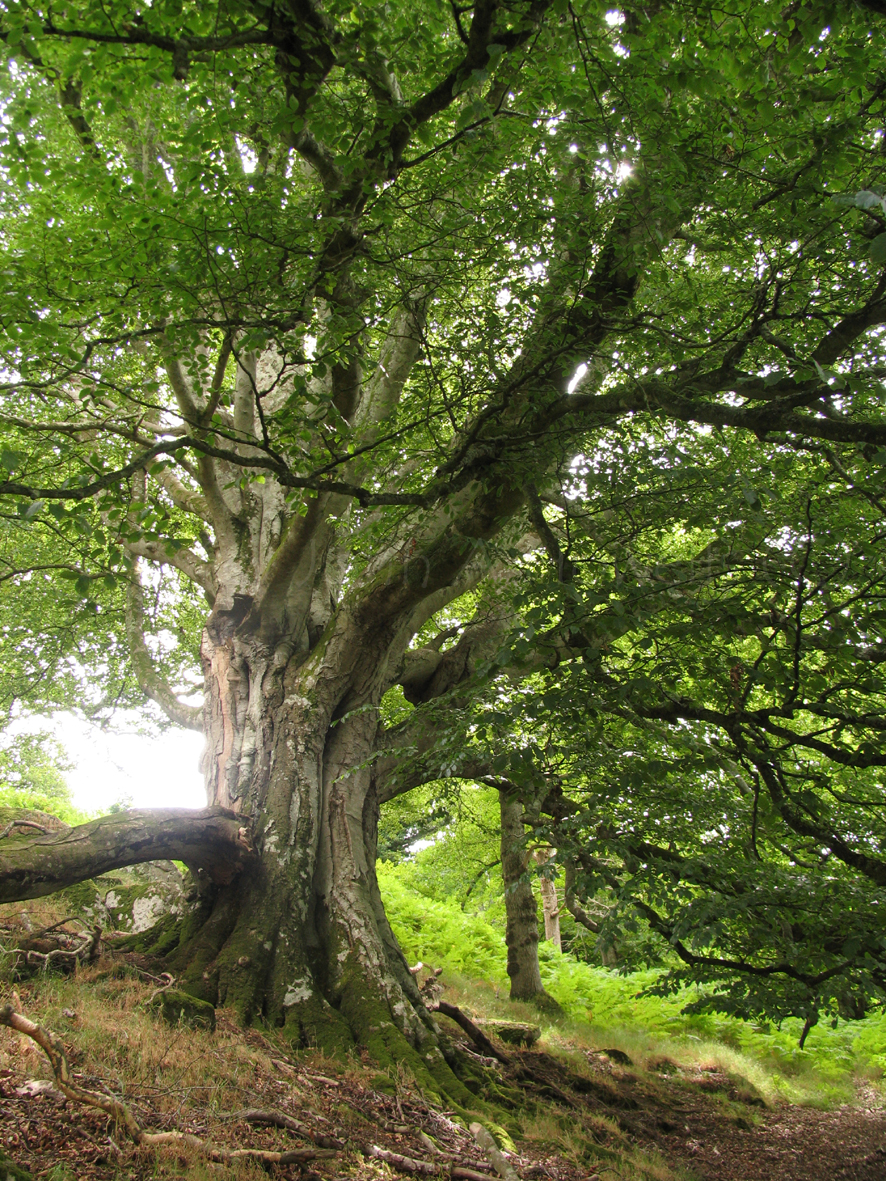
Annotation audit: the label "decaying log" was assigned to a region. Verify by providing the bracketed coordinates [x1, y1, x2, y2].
[0, 807, 254, 902]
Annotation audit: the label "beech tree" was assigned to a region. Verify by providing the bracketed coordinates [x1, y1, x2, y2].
[453, 417, 886, 1036]
[3, 0, 886, 1086]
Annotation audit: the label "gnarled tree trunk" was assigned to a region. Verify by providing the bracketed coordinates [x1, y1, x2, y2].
[161, 593, 478, 1097]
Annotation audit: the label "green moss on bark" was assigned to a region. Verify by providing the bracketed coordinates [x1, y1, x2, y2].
[283, 992, 355, 1054]
[148, 988, 216, 1031]
[334, 950, 476, 1109]
[0, 1148, 34, 1180]
[116, 911, 182, 956]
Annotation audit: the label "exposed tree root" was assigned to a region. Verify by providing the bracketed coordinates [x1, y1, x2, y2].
[433, 1000, 512, 1065]
[0, 1001, 529, 1178]
[471, 1122, 521, 1181]
[0, 1004, 337, 1167]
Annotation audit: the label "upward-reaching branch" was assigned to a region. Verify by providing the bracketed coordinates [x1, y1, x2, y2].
[124, 558, 202, 730]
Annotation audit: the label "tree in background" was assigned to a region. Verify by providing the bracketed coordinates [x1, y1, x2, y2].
[0, 732, 79, 822]
[2, 0, 886, 1083]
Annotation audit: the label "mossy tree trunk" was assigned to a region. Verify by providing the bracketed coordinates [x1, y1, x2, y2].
[499, 789, 551, 1004]
[174, 615, 442, 1069]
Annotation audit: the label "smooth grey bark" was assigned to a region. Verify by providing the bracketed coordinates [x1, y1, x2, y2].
[499, 789, 548, 1002]
[533, 848, 562, 951]
[0, 808, 252, 902]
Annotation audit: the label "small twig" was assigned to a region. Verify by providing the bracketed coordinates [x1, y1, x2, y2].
[31, 915, 84, 938]
[0, 819, 49, 839]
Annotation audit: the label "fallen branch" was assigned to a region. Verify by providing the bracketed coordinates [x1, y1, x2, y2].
[9, 923, 102, 972]
[432, 1001, 511, 1065]
[0, 1004, 339, 1167]
[470, 1123, 521, 1181]
[234, 1107, 344, 1149]
[0, 1004, 142, 1138]
[415, 1132, 494, 1172]
[367, 1144, 439, 1174]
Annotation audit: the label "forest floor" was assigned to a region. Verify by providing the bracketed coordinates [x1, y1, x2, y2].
[0, 947, 885, 1181]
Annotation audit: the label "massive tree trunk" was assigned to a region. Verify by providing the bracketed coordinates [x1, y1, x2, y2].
[162, 599, 473, 1096]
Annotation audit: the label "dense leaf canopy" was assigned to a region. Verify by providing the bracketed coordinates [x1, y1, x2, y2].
[3, 0, 886, 1032]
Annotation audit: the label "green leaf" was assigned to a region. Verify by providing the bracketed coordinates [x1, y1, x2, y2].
[869, 233, 886, 264]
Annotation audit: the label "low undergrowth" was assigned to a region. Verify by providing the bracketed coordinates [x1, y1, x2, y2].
[0, 951, 690, 1181]
[0, 865, 884, 1181]
[378, 861, 886, 1110]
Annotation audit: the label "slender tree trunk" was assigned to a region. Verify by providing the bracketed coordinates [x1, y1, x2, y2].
[564, 861, 619, 966]
[499, 790, 553, 1005]
[533, 848, 561, 951]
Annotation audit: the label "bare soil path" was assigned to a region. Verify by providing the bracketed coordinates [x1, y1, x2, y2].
[577, 1053, 886, 1181]
[656, 1084, 886, 1181]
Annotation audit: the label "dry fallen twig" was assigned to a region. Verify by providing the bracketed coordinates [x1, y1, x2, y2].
[367, 1143, 439, 1174]
[11, 924, 102, 971]
[233, 1107, 344, 1149]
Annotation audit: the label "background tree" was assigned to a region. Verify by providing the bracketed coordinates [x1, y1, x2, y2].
[2, 0, 886, 1085]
